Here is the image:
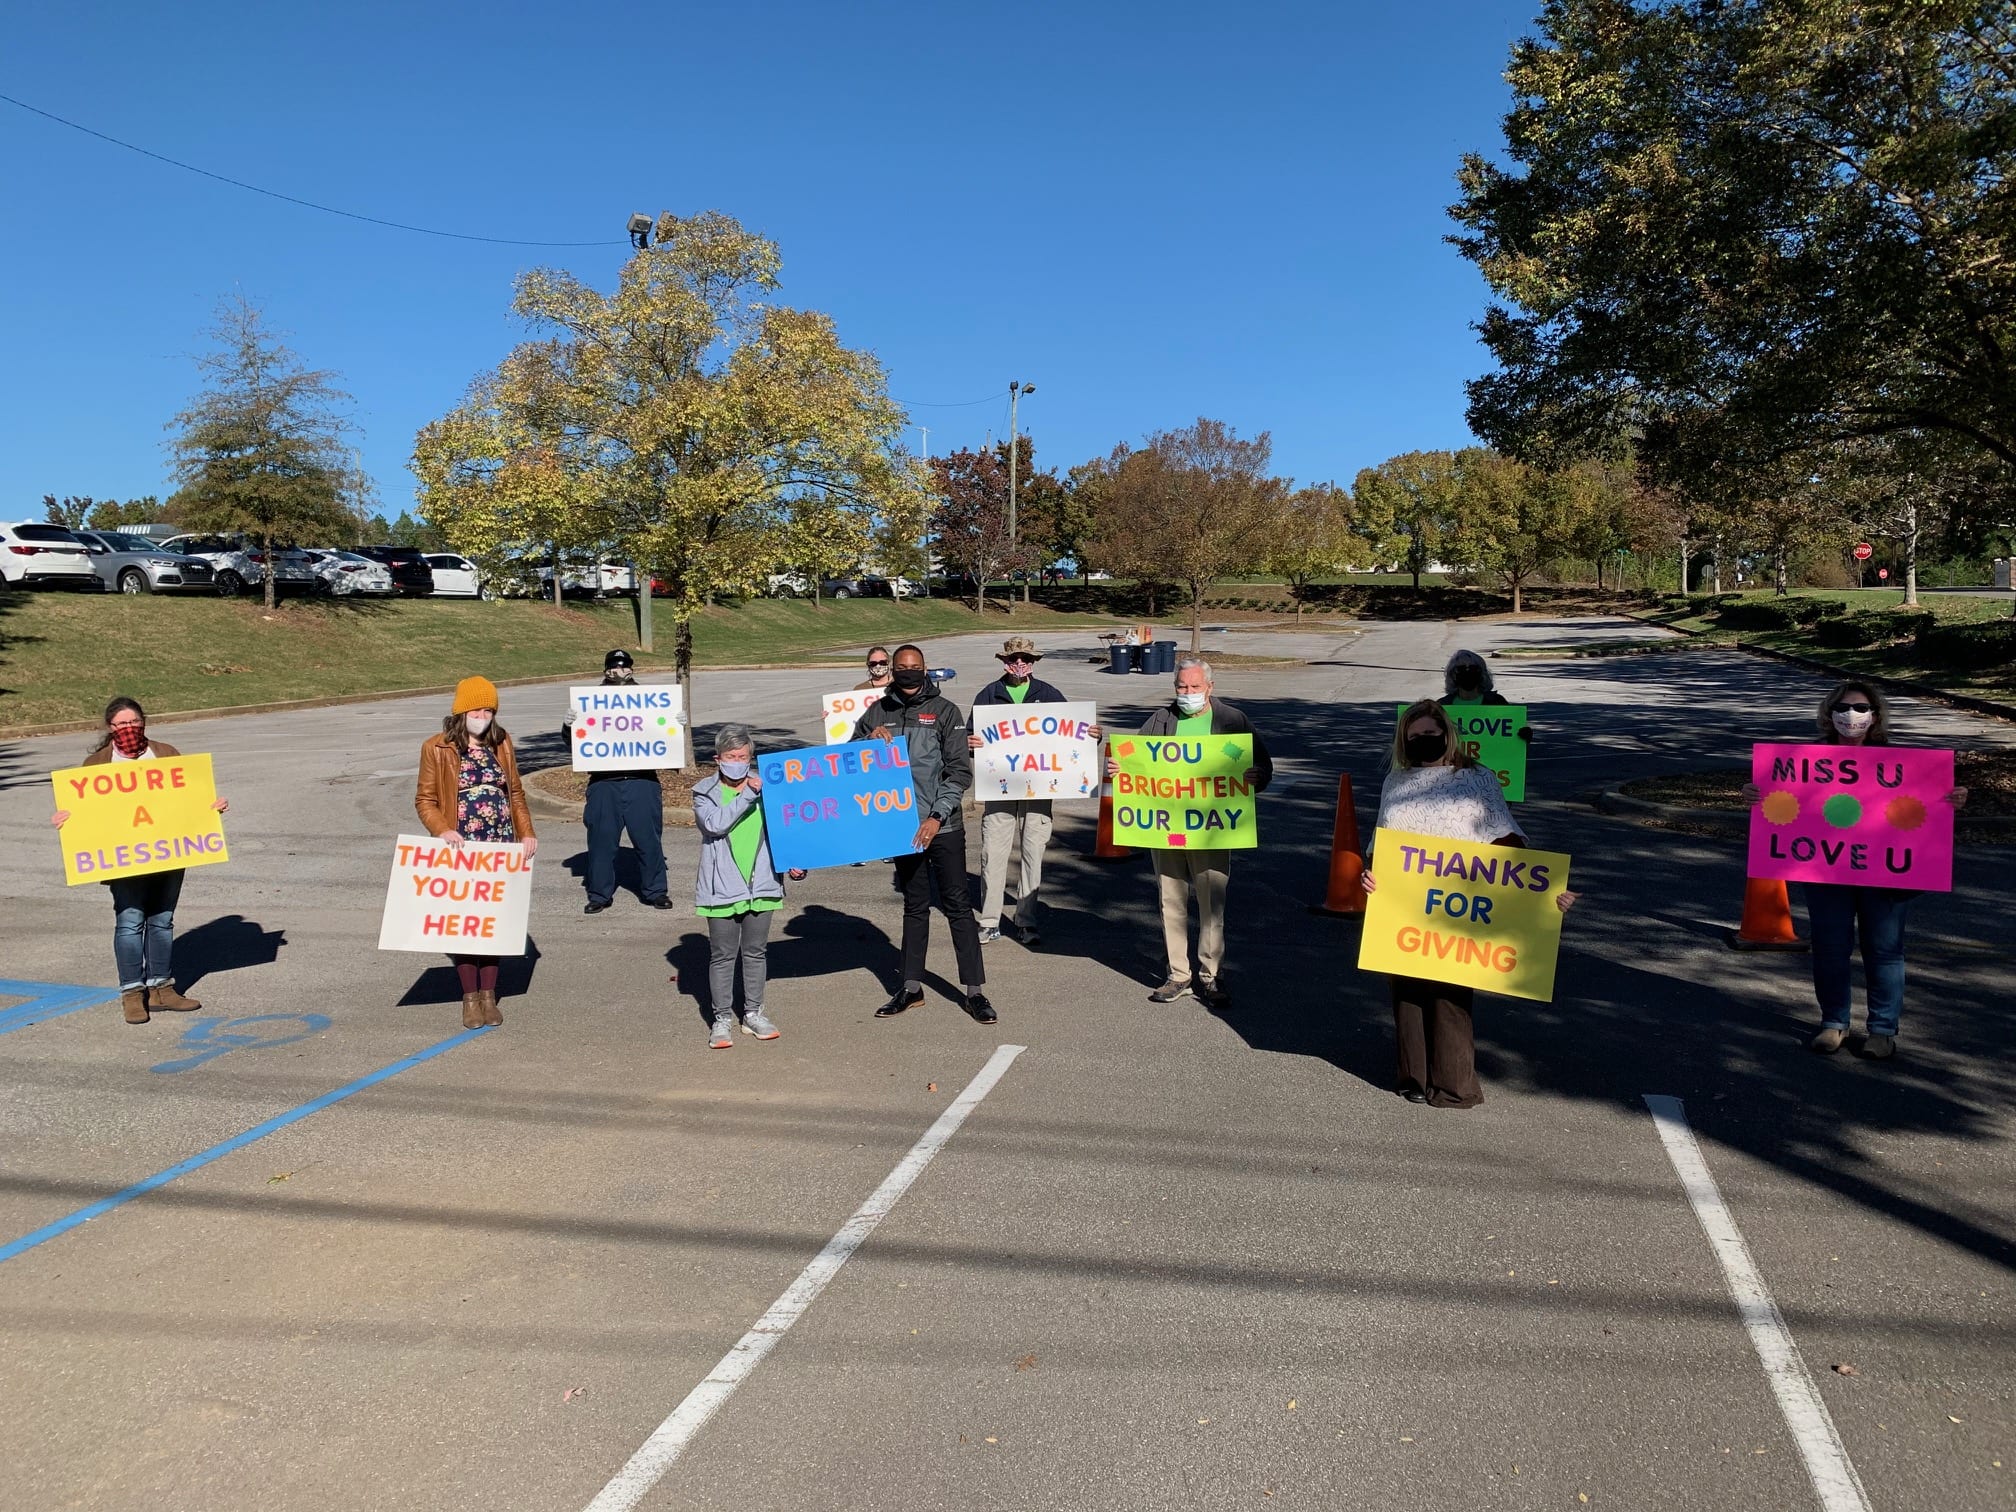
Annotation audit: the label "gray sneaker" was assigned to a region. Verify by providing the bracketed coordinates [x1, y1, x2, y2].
[708, 1015, 736, 1049]
[977, 925, 1003, 944]
[741, 1009, 781, 1040]
[1148, 977, 1191, 1004]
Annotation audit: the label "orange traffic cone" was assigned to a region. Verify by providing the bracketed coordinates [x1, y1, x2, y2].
[1725, 877, 1808, 951]
[1309, 773, 1367, 916]
[1092, 746, 1131, 861]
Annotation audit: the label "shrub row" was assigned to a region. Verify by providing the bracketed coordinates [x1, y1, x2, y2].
[1916, 618, 2016, 671]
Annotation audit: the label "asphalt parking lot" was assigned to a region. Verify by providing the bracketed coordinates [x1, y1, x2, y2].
[1, 615, 2010, 1511]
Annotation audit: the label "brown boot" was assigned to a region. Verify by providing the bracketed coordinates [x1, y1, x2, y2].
[122, 988, 150, 1025]
[479, 989, 502, 1027]
[461, 992, 484, 1029]
[147, 982, 202, 1012]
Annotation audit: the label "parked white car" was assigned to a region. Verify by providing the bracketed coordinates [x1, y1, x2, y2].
[425, 553, 492, 599]
[305, 549, 395, 596]
[0, 522, 99, 588]
[159, 533, 320, 597]
[539, 561, 634, 597]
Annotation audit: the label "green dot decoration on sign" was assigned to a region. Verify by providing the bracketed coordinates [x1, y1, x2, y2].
[1821, 793, 1863, 829]
[1221, 741, 1243, 760]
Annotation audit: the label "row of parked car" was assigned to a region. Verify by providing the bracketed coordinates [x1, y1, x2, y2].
[0, 523, 490, 599]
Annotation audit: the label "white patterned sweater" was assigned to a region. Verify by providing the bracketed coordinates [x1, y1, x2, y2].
[1371, 765, 1523, 854]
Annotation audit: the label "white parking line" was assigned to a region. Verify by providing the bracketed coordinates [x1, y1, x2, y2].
[582, 1043, 1028, 1512]
[1643, 1095, 1872, 1512]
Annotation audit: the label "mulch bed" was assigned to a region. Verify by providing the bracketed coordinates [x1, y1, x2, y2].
[526, 763, 702, 818]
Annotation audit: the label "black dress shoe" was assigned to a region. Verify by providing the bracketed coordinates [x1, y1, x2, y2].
[1400, 1087, 1428, 1104]
[584, 900, 611, 915]
[962, 993, 998, 1025]
[876, 987, 925, 1018]
[644, 896, 674, 909]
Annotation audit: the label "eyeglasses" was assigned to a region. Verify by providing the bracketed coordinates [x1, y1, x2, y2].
[1002, 657, 1034, 667]
[109, 719, 144, 730]
[866, 659, 889, 669]
[1836, 701, 1873, 713]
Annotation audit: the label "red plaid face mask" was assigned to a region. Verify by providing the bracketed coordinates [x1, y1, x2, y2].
[110, 724, 148, 757]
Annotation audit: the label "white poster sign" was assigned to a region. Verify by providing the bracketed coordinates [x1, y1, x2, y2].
[972, 700, 1101, 802]
[378, 835, 534, 954]
[821, 687, 882, 744]
[569, 683, 686, 772]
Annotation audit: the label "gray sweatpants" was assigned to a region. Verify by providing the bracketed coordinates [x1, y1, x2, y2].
[707, 910, 773, 1016]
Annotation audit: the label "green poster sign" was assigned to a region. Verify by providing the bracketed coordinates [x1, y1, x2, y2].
[1395, 703, 1529, 801]
[1109, 732, 1259, 849]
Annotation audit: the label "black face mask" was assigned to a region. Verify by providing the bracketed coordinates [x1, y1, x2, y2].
[1452, 666, 1482, 690]
[1405, 734, 1448, 766]
[891, 666, 929, 693]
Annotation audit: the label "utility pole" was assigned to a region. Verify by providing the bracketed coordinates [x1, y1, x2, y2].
[917, 425, 929, 459]
[1008, 380, 1035, 604]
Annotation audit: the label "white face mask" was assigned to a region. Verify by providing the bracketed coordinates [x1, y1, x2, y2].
[1831, 708, 1873, 737]
[717, 759, 751, 780]
[464, 712, 493, 735]
[1175, 691, 1208, 715]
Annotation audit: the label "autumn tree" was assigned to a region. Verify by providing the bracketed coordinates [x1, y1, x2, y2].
[929, 445, 1037, 613]
[1351, 451, 1461, 586]
[1441, 450, 1591, 612]
[1264, 483, 1357, 616]
[1088, 418, 1285, 650]
[415, 211, 928, 683]
[168, 296, 355, 608]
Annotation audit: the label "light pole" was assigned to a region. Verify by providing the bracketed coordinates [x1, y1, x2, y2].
[1008, 380, 1035, 601]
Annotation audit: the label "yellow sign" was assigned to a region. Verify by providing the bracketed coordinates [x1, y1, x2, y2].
[50, 754, 229, 886]
[1355, 826, 1568, 1002]
[1108, 733, 1258, 850]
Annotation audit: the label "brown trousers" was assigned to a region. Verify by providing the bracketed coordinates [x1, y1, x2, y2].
[1390, 976, 1483, 1108]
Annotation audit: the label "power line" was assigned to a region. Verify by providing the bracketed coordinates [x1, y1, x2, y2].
[892, 390, 1007, 408]
[0, 91, 623, 248]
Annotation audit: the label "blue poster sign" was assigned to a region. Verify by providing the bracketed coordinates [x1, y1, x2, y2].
[760, 738, 919, 871]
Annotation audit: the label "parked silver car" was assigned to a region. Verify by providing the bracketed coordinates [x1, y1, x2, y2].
[304, 549, 395, 596]
[159, 533, 320, 597]
[70, 529, 218, 595]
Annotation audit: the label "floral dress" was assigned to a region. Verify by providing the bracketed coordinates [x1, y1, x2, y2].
[457, 742, 516, 843]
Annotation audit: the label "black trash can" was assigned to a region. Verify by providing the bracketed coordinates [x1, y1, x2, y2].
[1108, 644, 1134, 674]
[1150, 640, 1178, 675]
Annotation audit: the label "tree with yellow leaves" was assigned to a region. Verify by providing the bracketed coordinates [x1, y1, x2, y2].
[414, 211, 929, 684]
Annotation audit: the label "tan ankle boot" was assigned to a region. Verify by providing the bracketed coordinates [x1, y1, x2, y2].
[122, 988, 149, 1025]
[480, 989, 502, 1027]
[147, 983, 202, 1012]
[461, 992, 484, 1029]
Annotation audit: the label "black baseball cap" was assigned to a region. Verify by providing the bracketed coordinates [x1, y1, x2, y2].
[604, 649, 634, 670]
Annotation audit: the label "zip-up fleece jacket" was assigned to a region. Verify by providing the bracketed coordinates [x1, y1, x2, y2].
[690, 773, 785, 909]
[972, 674, 1068, 708]
[1138, 698, 1275, 791]
[852, 681, 971, 830]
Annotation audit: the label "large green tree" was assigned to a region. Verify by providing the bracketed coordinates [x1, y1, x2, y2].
[1452, 0, 2016, 498]
[1263, 483, 1357, 616]
[168, 296, 355, 607]
[1351, 450, 1461, 586]
[415, 211, 928, 681]
[1442, 450, 1592, 612]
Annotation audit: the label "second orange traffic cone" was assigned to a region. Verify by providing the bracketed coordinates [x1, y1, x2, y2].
[1309, 773, 1367, 916]
[1725, 877, 1808, 951]
[1093, 744, 1130, 860]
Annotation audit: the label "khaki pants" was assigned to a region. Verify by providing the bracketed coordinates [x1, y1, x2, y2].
[1153, 849, 1231, 983]
[979, 800, 1053, 929]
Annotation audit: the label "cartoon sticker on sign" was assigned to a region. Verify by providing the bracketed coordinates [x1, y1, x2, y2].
[1746, 742, 1954, 893]
[568, 684, 686, 772]
[50, 753, 229, 886]
[1109, 734, 1258, 849]
[1356, 827, 1571, 1001]
[760, 738, 919, 871]
[971, 700, 1100, 801]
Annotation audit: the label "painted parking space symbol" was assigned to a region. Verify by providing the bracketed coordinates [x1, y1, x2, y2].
[0, 979, 124, 1039]
[150, 1014, 333, 1074]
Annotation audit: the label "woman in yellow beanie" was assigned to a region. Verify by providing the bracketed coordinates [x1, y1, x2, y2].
[414, 676, 538, 1027]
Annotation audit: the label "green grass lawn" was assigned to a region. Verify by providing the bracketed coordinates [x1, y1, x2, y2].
[0, 591, 1127, 730]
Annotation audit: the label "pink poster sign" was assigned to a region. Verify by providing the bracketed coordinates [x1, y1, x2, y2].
[1746, 742, 1954, 893]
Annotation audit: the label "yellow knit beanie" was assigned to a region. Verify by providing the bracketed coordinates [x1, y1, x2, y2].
[452, 676, 499, 716]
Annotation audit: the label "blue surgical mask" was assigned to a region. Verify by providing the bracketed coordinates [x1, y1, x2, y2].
[718, 759, 751, 780]
[1175, 692, 1208, 715]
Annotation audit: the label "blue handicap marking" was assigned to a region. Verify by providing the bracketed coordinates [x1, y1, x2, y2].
[150, 1014, 333, 1074]
[0, 979, 125, 1038]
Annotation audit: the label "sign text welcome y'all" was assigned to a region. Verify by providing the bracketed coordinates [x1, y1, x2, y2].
[378, 836, 534, 953]
[1356, 826, 1570, 1002]
[1109, 734, 1258, 848]
[1746, 742, 1954, 892]
[51, 753, 229, 886]
[972, 700, 1100, 801]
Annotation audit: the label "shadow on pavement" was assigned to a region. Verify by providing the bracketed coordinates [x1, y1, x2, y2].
[396, 937, 544, 1006]
[174, 914, 287, 993]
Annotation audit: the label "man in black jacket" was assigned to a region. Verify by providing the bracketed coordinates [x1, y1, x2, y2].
[964, 635, 1100, 947]
[854, 644, 996, 1024]
[1125, 654, 1272, 1010]
[572, 649, 672, 914]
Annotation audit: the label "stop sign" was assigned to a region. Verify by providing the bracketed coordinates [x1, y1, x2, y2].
[1878, 568, 1890, 580]
[1853, 542, 1873, 561]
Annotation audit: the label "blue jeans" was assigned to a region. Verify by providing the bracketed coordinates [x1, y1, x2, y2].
[1803, 883, 1910, 1037]
[108, 869, 185, 990]
[584, 776, 668, 904]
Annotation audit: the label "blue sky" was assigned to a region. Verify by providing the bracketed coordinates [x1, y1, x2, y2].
[1, 0, 1534, 517]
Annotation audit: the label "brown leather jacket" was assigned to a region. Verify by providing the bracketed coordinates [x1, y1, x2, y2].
[415, 733, 535, 840]
[83, 738, 182, 765]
